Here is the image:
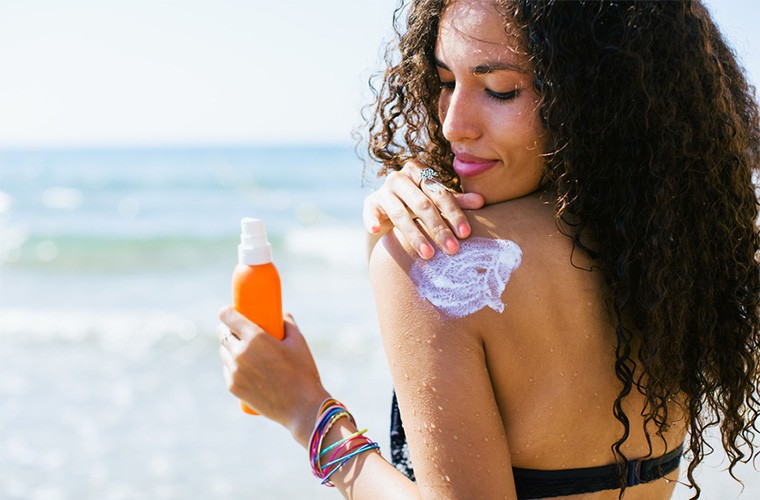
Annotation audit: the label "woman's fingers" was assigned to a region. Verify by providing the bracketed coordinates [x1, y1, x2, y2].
[363, 161, 485, 257]
[218, 305, 263, 341]
[419, 179, 475, 241]
[362, 191, 388, 235]
[216, 323, 235, 347]
[453, 192, 486, 210]
[383, 169, 462, 256]
[375, 184, 436, 259]
[282, 313, 302, 342]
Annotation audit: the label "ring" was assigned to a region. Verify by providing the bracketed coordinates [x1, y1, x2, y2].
[419, 167, 448, 194]
[419, 168, 438, 185]
[222, 333, 230, 343]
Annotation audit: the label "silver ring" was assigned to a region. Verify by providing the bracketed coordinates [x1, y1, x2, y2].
[419, 168, 448, 193]
[419, 168, 438, 184]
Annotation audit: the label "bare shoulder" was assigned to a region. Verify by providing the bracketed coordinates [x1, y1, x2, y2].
[368, 191, 586, 332]
[368, 214, 517, 497]
[468, 191, 579, 263]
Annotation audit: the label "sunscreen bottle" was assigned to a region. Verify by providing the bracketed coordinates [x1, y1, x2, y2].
[232, 217, 284, 415]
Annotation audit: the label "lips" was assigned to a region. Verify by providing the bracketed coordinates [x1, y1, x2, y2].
[452, 152, 499, 178]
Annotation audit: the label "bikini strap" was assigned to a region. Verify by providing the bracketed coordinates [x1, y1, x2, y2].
[512, 444, 684, 499]
[630, 443, 684, 486]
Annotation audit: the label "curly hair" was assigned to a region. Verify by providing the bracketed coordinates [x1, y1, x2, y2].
[364, 1, 760, 497]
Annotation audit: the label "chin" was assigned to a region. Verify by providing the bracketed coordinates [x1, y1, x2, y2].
[469, 184, 542, 206]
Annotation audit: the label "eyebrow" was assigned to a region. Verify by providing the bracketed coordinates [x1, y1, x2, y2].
[434, 57, 526, 75]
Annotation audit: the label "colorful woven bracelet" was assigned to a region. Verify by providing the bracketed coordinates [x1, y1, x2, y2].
[323, 434, 372, 468]
[320, 428, 369, 458]
[307, 399, 380, 487]
[308, 400, 356, 479]
[321, 442, 381, 486]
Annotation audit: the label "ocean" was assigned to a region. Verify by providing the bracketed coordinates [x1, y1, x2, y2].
[0, 146, 756, 499]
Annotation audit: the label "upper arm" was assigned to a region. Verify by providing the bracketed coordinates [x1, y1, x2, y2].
[369, 231, 517, 500]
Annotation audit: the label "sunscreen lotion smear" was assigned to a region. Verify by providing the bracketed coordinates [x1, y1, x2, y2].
[232, 217, 284, 415]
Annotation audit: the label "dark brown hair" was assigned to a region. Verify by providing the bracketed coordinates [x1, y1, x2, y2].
[364, 1, 760, 497]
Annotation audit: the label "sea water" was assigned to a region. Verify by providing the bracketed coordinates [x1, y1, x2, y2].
[0, 146, 391, 499]
[0, 147, 756, 499]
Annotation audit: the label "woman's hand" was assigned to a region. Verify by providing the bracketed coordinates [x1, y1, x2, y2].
[363, 160, 485, 259]
[217, 306, 331, 447]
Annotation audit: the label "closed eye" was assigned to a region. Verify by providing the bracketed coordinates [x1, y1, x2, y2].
[439, 81, 520, 102]
[486, 89, 520, 101]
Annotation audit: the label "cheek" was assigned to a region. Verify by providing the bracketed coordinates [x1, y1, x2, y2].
[495, 98, 545, 153]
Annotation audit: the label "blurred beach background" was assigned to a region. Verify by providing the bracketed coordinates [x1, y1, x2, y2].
[1, 1, 758, 499]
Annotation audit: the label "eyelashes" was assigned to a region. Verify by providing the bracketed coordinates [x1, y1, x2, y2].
[439, 81, 520, 102]
[485, 89, 520, 101]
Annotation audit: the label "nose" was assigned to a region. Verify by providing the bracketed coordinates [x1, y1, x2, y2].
[439, 87, 481, 143]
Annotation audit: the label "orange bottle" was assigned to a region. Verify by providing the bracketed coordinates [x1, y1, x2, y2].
[232, 217, 284, 415]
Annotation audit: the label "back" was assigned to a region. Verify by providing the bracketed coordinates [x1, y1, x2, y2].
[369, 191, 685, 499]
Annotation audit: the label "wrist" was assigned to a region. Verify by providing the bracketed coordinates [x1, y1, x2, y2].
[306, 399, 381, 488]
[289, 387, 332, 448]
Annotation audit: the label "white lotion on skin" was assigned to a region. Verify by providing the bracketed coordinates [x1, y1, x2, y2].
[410, 237, 523, 318]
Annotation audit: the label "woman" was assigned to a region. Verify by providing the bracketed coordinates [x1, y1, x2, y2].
[218, 1, 760, 498]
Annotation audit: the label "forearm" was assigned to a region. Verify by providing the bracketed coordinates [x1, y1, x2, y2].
[319, 417, 420, 500]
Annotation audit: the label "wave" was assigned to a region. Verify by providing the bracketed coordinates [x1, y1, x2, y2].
[0, 223, 367, 273]
[0, 307, 208, 350]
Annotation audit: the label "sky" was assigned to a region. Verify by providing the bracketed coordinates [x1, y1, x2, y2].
[0, 0, 758, 149]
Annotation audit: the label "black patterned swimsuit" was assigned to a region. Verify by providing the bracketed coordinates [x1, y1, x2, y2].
[389, 391, 682, 499]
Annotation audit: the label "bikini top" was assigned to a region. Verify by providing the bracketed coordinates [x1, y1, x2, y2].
[390, 391, 683, 499]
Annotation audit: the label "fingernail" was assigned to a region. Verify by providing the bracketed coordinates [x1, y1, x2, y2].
[370, 224, 380, 234]
[419, 243, 435, 259]
[445, 238, 459, 254]
[458, 223, 471, 238]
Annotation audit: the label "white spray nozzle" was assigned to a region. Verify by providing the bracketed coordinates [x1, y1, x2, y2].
[238, 217, 273, 265]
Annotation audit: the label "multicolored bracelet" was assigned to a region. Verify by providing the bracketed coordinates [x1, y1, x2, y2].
[308, 398, 380, 486]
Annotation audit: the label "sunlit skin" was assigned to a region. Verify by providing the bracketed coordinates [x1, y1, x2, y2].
[219, 2, 687, 498]
[436, 0, 546, 204]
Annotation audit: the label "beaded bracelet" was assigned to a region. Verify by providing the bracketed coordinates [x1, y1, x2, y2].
[308, 399, 380, 487]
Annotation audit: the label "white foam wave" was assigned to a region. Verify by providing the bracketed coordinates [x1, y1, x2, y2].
[0, 308, 207, 350]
